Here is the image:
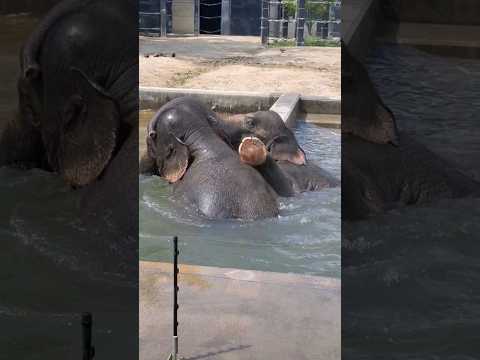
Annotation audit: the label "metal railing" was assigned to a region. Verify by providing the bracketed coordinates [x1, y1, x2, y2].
[261, 0, 341, 46]
[139, 0, 223, 36]
[139, 0, 171, 36]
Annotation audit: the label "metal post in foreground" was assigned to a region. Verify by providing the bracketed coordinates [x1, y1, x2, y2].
[260, 0, 269, 46]
[160, 0, 167, 37]
[296, 0, 305, 46]
[82, 312, 95, 360]
[167, 236, 180, 360]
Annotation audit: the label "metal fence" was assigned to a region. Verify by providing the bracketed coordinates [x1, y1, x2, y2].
[139, 0, 222, 36]
[261, 0, 341, 46]
[139, 0, 341, 44]
[139, 0, 172, 36]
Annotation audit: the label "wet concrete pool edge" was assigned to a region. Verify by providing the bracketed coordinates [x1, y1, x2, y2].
[141, 261, 340, 287]
[140, 261, 340, 360]
[139, 87, 341, 125]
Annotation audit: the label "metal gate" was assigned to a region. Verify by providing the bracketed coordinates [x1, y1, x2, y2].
[139, 0, 172, 36]
[140, 0, 219, 36]
[261, 0, 341, 46]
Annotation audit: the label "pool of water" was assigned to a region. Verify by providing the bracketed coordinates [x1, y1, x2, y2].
[139, 120, 341, 278]
[367, 44, 480, 181]
[0, 167, 138, 356]
[0, 14, 137, 357]
[343, 44, 480, 358]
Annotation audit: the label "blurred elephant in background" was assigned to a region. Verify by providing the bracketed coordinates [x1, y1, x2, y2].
[341, 41, 480, 220]
[0, 0, 138, 236]
[1, 0, 137, 187]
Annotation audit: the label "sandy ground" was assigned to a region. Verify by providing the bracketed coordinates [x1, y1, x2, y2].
[139, 36, 340, 98]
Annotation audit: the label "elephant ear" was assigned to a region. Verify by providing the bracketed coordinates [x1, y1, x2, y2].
[158, 135, 189, 183]
[59, 68, 120, 187]
[17, 76, 42, 128]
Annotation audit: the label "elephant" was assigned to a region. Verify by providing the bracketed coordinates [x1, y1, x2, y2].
[1, 0, 137, 186]
[343, 133, 480, 220]
[341, 42, 480, 220]
[207, 109, 307, 166]
[140, 97, 279, 220]
[210, 109, 340, 196]
[238, 136, 339, 197]
[0, 0, 138, 237]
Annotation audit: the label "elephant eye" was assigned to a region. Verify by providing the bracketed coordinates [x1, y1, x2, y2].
[246, 117, 255, 129]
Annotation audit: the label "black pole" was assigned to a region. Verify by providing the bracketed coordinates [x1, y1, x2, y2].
[296, 0, 305, 46]
[173, 236, 179, 359]
[82, 312, 95, 360]
[173, 236, 178, 337]
[260, 0, 269, 46]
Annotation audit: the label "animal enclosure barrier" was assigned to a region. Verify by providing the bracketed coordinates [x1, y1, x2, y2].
[139, 0, 171, 36]
[261, 0, 341, 46]
[139, 0, 222, 36]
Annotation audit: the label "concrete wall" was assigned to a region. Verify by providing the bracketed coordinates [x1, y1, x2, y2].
[172, 0, 195, 34]
[383, 0, 480, 25]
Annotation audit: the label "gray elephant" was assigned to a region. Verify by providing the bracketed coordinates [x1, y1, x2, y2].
[0, 0, 138, 237]
[208, 110, 307, 165]
[238, 135, 339, 197]
[341, 42, 480, 220]
[1, 0, 137, 186]
[141, 97, 279, 220]
[208, 109, 339, 196]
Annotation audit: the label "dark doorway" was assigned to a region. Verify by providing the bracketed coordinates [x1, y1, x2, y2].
[199, 0, 222, 34]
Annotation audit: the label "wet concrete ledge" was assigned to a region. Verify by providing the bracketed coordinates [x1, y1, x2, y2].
[139, 86, 341, 117]
[140, 261, 340, 360]
[142, 261, 340, 288]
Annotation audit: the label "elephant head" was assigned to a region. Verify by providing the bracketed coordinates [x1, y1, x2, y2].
[146, 105, 194, 184]
[39, 68, 120, 187]
[239, 111, 306, 165]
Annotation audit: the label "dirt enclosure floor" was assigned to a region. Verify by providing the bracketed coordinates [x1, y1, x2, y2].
[139, 36, 340, 98]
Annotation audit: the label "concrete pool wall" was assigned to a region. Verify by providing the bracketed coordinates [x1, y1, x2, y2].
[139, 87, 341, 128]
[344, 0, 480, 59]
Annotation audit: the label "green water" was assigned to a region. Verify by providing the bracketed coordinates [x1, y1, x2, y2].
[140, 122, 341, 278]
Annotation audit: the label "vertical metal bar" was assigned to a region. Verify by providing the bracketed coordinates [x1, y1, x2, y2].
[173, 236, 179, 359]
[282, 3, 289, 39]
[194, 0, 200, 36]
[160, 0, 167, 37]
[260, 0, 269, 46]
[82, 312, 95, 360]
[221, 0, 231, 35]
[296, 0, 305, 46]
